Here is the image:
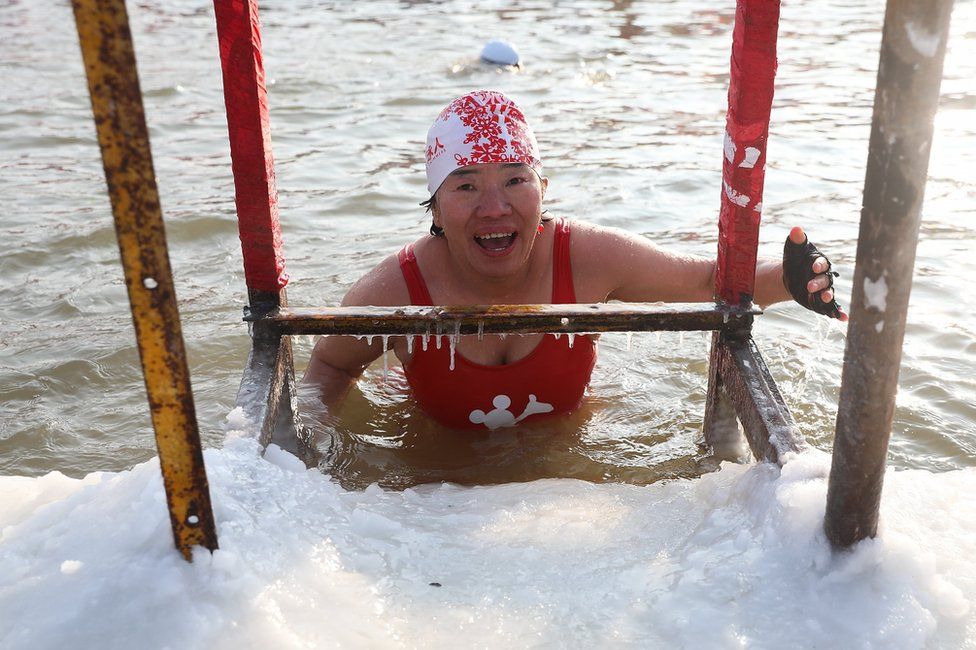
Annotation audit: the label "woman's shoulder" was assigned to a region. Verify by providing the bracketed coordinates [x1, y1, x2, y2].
[563, 218, 647, 262]
[560, 218, 672, 301]
[340, 237, 431, 307]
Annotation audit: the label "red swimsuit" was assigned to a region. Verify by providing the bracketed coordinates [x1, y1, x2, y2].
[397, 219, 597, 430]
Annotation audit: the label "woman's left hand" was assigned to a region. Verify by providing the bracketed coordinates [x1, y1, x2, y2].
[783, 226, 849, 321]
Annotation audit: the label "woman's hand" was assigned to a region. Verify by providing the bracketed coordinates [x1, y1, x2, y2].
[783, 226, 848, 321]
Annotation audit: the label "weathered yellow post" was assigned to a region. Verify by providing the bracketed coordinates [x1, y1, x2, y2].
[73, 0, 218, 560]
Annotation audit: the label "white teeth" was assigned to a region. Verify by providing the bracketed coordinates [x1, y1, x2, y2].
[476, 232, 515, 240]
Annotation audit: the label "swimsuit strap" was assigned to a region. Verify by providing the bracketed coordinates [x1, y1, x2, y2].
[397, 244, 434, 306]
[551, 218, 577, 304]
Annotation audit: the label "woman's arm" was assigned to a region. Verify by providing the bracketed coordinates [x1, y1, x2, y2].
[303, 335, 383, 412]
[301, 253, 411, 413]
[575, 221, 845, 318]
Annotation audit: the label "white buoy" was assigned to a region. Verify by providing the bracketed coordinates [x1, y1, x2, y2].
[481, 40, 520, 66]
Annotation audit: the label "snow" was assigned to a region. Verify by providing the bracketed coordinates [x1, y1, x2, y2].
[59, 560, 83, 575]
[904, 21, 942, 58]
[864, 274, 889, 312]
[1, 435, 973, 649]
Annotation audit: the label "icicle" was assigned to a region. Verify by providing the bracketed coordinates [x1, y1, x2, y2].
[626, 332, 633, 351]
[500, 333, 507, 340]
[477, 321, 484, 341]
[448, 321, 460, 370]
[436, 334, 442, 349]
[407, 335, 414, 355]
[366, 335, 374, 346]
[656, 331, 662, 343]
[568, 333, 576, 348]
[553, 332, 562, 340]
[422, 333, 429, 351]
[377, 335, 389, 382]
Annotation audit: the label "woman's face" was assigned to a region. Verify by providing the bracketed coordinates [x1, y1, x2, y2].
[432, 162, 548, 280]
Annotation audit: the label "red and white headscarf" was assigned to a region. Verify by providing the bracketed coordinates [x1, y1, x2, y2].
[424, 90, 542, 195]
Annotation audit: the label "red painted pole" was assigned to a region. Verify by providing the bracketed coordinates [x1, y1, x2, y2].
[213, 0, 287, 305]
[704, 0, 781, 454]
[715, 0, 781, 305]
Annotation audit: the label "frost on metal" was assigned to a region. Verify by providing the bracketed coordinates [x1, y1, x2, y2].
[863, 275, 888, 312]
[904, 21, 942, 58]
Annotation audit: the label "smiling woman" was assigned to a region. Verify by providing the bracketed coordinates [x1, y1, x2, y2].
[432, 162, 549, 282]
[302, 90, 842, 433]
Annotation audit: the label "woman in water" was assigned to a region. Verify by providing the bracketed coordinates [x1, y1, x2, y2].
[303, 90, 845, 431]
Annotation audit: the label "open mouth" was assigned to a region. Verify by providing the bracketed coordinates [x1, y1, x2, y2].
[474, 231, 517, 253]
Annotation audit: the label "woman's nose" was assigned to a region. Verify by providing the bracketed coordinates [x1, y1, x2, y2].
[477, 185, 511, 217]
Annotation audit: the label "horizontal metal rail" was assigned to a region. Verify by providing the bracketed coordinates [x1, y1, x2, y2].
[247, 303, 760, 336]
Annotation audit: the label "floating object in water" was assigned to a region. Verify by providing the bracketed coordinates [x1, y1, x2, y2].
[481, 40, 520, 66]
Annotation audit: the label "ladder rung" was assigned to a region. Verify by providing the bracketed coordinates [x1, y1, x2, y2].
[248, 302, 760, 336]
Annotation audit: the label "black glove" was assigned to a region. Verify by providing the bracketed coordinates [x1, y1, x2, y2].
[782, 234, 843, 318]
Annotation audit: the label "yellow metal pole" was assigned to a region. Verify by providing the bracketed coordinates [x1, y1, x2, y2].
[72, 0, 218, 560]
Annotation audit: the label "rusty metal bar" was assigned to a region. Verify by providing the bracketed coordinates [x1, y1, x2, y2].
[703, 333, 746, 459]
[234, 323, 303, 455]
[711, 334, 808, 465]
[73, 0, 218, 560]
[825, 0, 955, 549]
[252, 303, 760, 336]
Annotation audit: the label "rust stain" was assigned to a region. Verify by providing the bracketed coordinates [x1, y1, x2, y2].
[72, 0, 218, 561]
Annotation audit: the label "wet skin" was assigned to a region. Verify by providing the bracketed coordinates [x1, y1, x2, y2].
[303, 163, 846, 411]
[431, 163, 549, 289]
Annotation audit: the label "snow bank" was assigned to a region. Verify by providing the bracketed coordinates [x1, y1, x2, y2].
[1, 440, 973, 649]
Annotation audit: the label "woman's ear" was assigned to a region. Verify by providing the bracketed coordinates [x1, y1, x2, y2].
[431, 202, 442, 230]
